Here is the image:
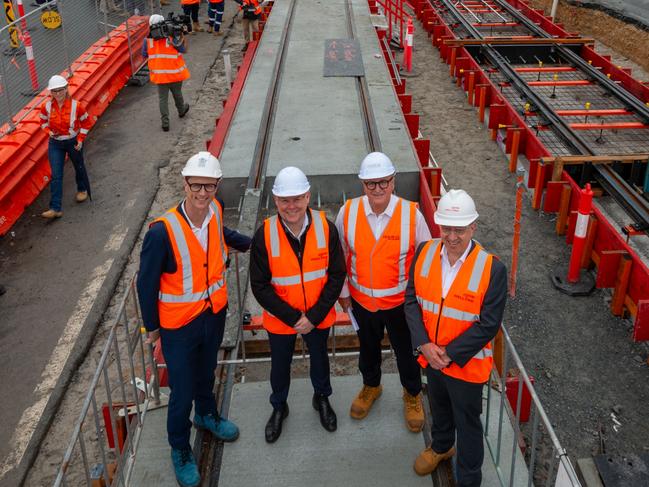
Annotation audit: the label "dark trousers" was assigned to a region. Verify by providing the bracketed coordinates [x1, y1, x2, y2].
[157, 81, 185, 128]
[160, 307, 226, 450]
[351, 299, 422, 396]
[207, 1, 224, 30]
[268, 327, 332, 409]
[47, 137, 88, 212]
[182, 3, 200, 24]
[426, 367, 484, 487]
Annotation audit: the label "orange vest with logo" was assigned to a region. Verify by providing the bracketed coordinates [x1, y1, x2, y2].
[414, 239, 494, 383]
[262, 210, 336, 334]
[343, 197, 417, 311]
[241, 0, 262, 15]
[155, 200, 228, 329]
[147, 38, 190, 85]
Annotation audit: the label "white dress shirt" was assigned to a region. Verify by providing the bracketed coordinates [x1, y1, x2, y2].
[335, 194, 432, 298]
[182, 201, 213, 252]
[282, 213, 309, 240]
[440, 242, 472, 298]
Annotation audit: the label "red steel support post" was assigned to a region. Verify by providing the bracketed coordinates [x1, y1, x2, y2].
[567, 183, 593, 283]
[509, 169, 524, 297]
[508, 128, 521, 173]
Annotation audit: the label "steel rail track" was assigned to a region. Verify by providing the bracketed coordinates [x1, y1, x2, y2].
[437, 0, 649, 227]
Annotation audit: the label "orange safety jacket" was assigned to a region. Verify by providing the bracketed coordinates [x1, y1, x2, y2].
[181, 0, 199, 5]
[155, 200, 228, 329]
[262, 209, 336, 334]
[413, 239, 494, 383]
[343, 197, 417, 311]
[241, 0, 262, 15]
[146, 38, 190, 85]
[39, 97, 91, 143]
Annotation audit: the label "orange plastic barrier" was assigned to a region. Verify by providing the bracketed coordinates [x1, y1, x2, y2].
[0, 17, 149, 236]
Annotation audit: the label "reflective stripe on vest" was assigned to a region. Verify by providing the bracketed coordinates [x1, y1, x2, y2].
[158, 201, 226, 303]
[69, 99, 77, 136]
[147, 38, 189, 84]
[419, 242, 489, 295]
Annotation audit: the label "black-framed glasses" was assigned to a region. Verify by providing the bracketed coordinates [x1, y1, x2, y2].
[187, 181, 220, 192]
[440, 225, 470, 235]
[363, 177, 394, 190]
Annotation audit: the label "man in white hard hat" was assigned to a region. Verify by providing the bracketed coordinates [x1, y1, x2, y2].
[137, 152, 251, 487]
[249, 166, 346, 443]
[39, 74, 92, 219]
[335, 152, 431, 432]
[143, 14, 190, 132]
[405, 189, 507, 486]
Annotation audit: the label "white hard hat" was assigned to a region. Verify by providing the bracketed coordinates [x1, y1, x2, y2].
[149, 14, 165, 26]
[47, 75, 68, 91]
[358, 152, 396, 180]
[181, 152, 223, 179]
[434, 189, 479, 227]
[272, 166, 310, 197]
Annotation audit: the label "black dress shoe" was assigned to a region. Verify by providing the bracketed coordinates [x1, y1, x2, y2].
[312, 394, 337, 432]
[265, 404, 288, 443]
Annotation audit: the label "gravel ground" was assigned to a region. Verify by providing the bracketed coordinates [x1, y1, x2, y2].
[404, 1, 649, 467]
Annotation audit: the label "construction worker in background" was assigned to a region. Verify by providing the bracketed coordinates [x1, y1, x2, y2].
[181, 0, 203, 33]
[405, 189, 507, 486]
[236, 0, 261, 51]
[250, 166, 346, 443]
[39, 74, 92, 220]
[207, 0, 224, 35]
[335, 152, 430, 432]
[143, 14, 190, 132]
[137, 152, 251, 487]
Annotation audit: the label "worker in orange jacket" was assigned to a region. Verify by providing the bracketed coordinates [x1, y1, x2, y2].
[335, 152, 431, 432]
[137, 152, 251, 487]
[181, 0, 203, 33]
[207, 0, 224, 35]
[405, 189, 507, 486]
[143, 15, 191, 132]
[39, 75, 92, 219]
[237, 0, 262, 50]
[250, 166, 346, 443]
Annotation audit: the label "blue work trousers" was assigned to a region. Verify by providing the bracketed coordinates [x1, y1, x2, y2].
[207, 1, 224, 30]
[160, 306, 226, 450]
[268, 327, 332, 409]
[47, 137, 87, 212]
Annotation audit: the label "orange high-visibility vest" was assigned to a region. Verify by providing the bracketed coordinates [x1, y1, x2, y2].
[147, 38, 190, 85]
[343, 197, 417, 311]
[155, 200, 228, 329]
[241, 0, 262, 15]
[181, 0, 199, 5]
[262, 209, 336, 334]
[414, 239, 494, 383]
[39, 97, 91, 142]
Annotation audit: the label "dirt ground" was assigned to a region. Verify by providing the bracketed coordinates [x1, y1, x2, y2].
[404, 0, 649, 469]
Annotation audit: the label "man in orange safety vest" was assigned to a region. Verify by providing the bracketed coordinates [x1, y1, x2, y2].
[405, 189, 507, 486]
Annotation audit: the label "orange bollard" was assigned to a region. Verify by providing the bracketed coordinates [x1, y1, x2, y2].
[567, 184, 593, 282]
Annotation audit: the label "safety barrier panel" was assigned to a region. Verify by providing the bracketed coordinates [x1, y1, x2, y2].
[413, 0, 649, 341]
[0, 11, 150, 236]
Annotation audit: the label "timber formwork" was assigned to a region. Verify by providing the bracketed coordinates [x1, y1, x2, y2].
[409, 0, 649, 340]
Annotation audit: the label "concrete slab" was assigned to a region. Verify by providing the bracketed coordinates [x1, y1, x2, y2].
[219, 373, 432, 487]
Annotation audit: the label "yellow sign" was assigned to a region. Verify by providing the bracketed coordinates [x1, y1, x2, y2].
[41, 10, 61, 29]
[3, 0, 19, 48]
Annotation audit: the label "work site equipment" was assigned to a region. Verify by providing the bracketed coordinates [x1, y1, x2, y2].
[181, 151, 223, 179]
[271, 166, 310, 197]
[434, 189, 479, 226]
[358, 151, 396, 180]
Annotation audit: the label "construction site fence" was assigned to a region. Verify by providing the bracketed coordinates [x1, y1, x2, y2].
[370, 0, 411, 49]
[0, 0, 160, 137]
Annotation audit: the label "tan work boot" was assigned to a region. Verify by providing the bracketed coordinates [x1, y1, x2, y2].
[403, 389, 425, 432]
[41, 209, 63, 219]
[413, 446, 456, 476]
[193, 21, 204, 32]
[350, 384, 382, 419]
[207, 25, 213, 33]
[75, 191, 88, 203]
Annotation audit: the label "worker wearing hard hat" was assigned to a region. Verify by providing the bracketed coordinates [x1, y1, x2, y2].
[405, 189, 507, 486]
[335, 152, 431, 432]
[137, 152, 251, 487]
[143, 14, 190, 132]
[39, 75, 92, 219]
[249, 166, 346, 443]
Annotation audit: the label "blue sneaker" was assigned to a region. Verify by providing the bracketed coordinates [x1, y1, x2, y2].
[170, 447, 200, 487]
[194, 413, 240, 442]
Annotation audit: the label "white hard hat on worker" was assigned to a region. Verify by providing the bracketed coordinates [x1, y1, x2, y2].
[434, 189, 479, 227]
[182, 152, 222, 212]
[358, 152, 396, 213]
[272, 166, 310, 197]
[47, 75, 68, 91]
[182, 151, 223, 179]
[272, 166, 311, 229]
[358, 152, 396, 180]
[149, 14, 165, 26]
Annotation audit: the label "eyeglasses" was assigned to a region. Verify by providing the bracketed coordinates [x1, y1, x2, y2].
[440, 225, 471, 235]
[50, 88, 66, 94]
[187, 181, 220, 192]
[363, 177, 394, 190]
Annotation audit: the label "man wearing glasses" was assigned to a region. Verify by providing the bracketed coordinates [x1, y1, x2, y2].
[405, 189, 507, 486]
[249, 166, 346, 443]
[137, 152, 251, 487]
[335, 152, 431, 432]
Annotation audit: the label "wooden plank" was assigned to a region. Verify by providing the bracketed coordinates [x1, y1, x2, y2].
[541, 154, 649, 165]
[611, 254, 632, 316]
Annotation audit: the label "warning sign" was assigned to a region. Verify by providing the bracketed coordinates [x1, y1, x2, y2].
[323, 39, 364, 77]
[41, 10, 61, 29]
